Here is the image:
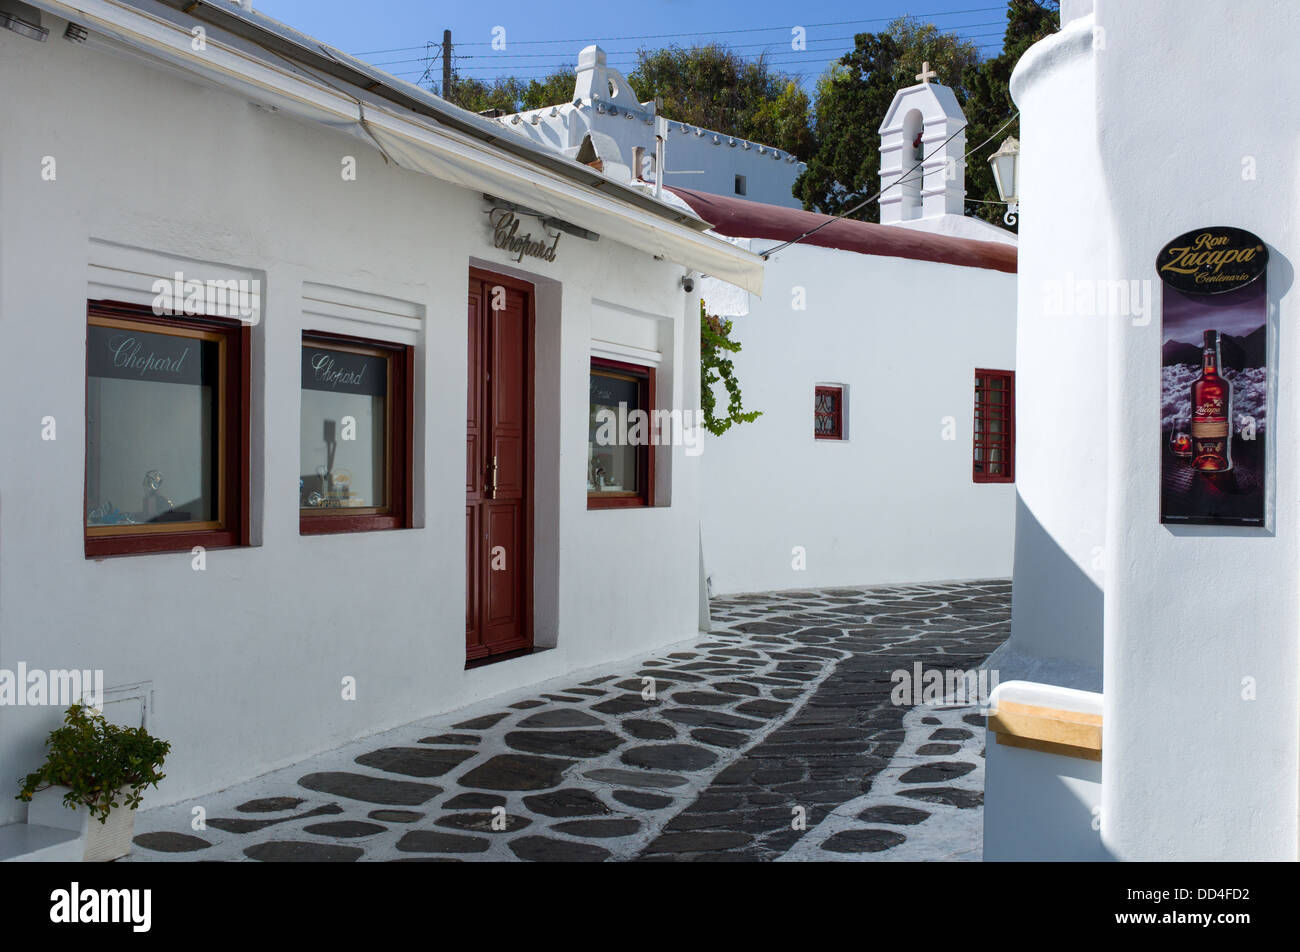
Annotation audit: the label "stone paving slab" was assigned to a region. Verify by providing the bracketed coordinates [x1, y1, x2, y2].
[125, 579, 1009, 862]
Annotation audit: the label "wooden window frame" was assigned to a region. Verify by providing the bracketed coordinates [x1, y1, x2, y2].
[973, 368, 1015, 483]
[588, 356, 655, 510]
[814, 385, 844, 441]
[84, 301, 250, 559]
[299, 330, 414, 535]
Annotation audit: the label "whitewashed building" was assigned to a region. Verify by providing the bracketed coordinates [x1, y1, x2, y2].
[0, 0, 762, 832]
[685, 188, 1018, 595]
[502, 63, 1020, 596]
[498, 45, 806, 209]
[686, 77, 1018, 595]
[983, 0, 1300, 861]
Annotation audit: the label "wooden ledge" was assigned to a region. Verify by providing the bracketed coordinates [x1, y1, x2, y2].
[988, 699, 1102, 761]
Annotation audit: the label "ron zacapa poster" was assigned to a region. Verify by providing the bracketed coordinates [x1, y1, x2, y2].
[1158, 226, 1268, 526]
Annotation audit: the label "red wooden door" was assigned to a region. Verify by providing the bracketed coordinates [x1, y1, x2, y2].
[466, 270, 533, 662]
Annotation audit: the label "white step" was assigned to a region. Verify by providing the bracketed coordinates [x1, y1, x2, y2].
[0, 823, 85, 862]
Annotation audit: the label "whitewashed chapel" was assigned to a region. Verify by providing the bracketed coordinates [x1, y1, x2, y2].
[500, 51, 1019, 594]
[498, 45, 806, 209]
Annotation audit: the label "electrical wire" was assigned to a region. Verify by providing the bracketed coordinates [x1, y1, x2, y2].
[760, 110, 1020, 259]
[348, 6, 1008, 55]
[435, 23, 1007, 62]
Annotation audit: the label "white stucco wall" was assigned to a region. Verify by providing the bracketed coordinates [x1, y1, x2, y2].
[0, 24, 707, 824]
[982, 681, 1106, 861]
[499, 48, 805, 209]
[1000, 1, 1300, 860]
[989, 16, 1107, 692]
[699, 240, 1017, 594]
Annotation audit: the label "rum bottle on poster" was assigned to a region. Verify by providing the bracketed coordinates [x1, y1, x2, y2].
[1190, 329, 1232, 472]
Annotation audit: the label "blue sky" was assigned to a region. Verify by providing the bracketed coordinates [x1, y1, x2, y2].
[253, 1, 1011, 91]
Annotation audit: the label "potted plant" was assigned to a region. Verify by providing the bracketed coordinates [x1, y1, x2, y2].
[16, 704, 170, 862]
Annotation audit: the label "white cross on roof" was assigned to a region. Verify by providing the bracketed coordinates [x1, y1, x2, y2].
[916, 61, 938, 84]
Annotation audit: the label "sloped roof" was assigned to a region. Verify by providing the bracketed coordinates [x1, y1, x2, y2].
[22, 0, 765, 292]
[668, 187, 1017, 273]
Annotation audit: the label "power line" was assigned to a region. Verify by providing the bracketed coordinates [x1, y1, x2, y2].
[439, 22, 1007, 61]
[442, 31, 1008, 75]
[349, 6, 1006, 56]
[454, 7, 1006, 47]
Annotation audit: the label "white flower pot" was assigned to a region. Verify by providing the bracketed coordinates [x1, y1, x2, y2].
[27, 786, 136, 862]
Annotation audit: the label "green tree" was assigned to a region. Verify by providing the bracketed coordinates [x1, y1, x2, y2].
[961, 1, 1060, 226]
[443, 68, 574, 114]
[628, 45, 815, 161]
[794, 17, 981, 219]
[519, 70, 579, 111]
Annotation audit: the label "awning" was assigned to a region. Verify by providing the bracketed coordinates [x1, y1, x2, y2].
[26, 0, 766, 294]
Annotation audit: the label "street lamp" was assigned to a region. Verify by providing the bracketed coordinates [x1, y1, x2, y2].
[988, 136, 1020, 227]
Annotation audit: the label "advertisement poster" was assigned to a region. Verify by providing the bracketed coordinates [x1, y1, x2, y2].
[1158, 226, 1268, 526]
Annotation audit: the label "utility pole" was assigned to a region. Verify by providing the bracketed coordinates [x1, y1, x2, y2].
[442, 29, 452, 101]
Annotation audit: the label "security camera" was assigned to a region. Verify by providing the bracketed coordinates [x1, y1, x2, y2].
[681, 276, 695, 293]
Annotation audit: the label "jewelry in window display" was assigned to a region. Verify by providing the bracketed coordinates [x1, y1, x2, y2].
[141, 470, 176, 521]
[88, 500, 135, 525]
[310, 465, 330, 507]
[332, 470, 354, 506]
[588, 450, 607, 492]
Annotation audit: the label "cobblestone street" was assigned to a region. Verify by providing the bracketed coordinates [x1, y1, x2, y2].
[128, 579, 1009, 862]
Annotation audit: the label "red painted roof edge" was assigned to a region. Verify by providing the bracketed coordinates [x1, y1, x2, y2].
[667, 186, 1017, 274]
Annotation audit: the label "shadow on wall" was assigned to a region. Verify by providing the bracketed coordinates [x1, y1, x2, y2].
[1007, 494, 1104, 684]
[983, 739, 1115, 861]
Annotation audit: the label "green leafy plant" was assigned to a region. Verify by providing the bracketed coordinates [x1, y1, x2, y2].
[701, 301, 761, 436]
[16, 704, 170, 823]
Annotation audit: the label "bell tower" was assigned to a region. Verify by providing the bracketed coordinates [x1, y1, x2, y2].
[877, 62, 967, 224]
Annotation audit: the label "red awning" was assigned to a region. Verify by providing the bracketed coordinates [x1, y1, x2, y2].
[668, 187, 1017, 274]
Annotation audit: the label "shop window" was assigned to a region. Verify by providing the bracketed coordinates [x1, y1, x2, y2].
[974, 369, 1015, 483]
[588, 357, 655, 509]
[85, 302, 249, 557]
[814, 385, 844, 440]
[300, 332, 413, 533]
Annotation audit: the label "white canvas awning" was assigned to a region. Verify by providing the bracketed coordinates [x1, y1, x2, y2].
[27, 0, 765, 294]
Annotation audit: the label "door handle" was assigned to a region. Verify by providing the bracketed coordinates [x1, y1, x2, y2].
[488, 456, 499, 499]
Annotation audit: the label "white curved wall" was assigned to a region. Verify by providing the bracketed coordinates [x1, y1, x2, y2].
[1007, 0, 1300, 860]
[1002, 17, 1107, 686]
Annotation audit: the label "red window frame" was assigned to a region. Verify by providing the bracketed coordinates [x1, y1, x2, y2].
[588, 356, 655, 510]
[814, 385, 844, 440]
[299, 330, 414, 535]
[84, 300, 251, 558]
[973, 368, 1015, 483]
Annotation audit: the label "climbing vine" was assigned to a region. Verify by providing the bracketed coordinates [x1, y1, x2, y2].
[700, 301, 761, 436]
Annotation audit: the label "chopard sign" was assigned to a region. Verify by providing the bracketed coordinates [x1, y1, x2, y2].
[489, 208, 561, 264]
[1156, 226, 1268, 295]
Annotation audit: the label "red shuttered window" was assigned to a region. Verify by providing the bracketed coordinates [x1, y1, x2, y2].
[814, 385, 843, 440]
[973, 369, 1015, 483]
